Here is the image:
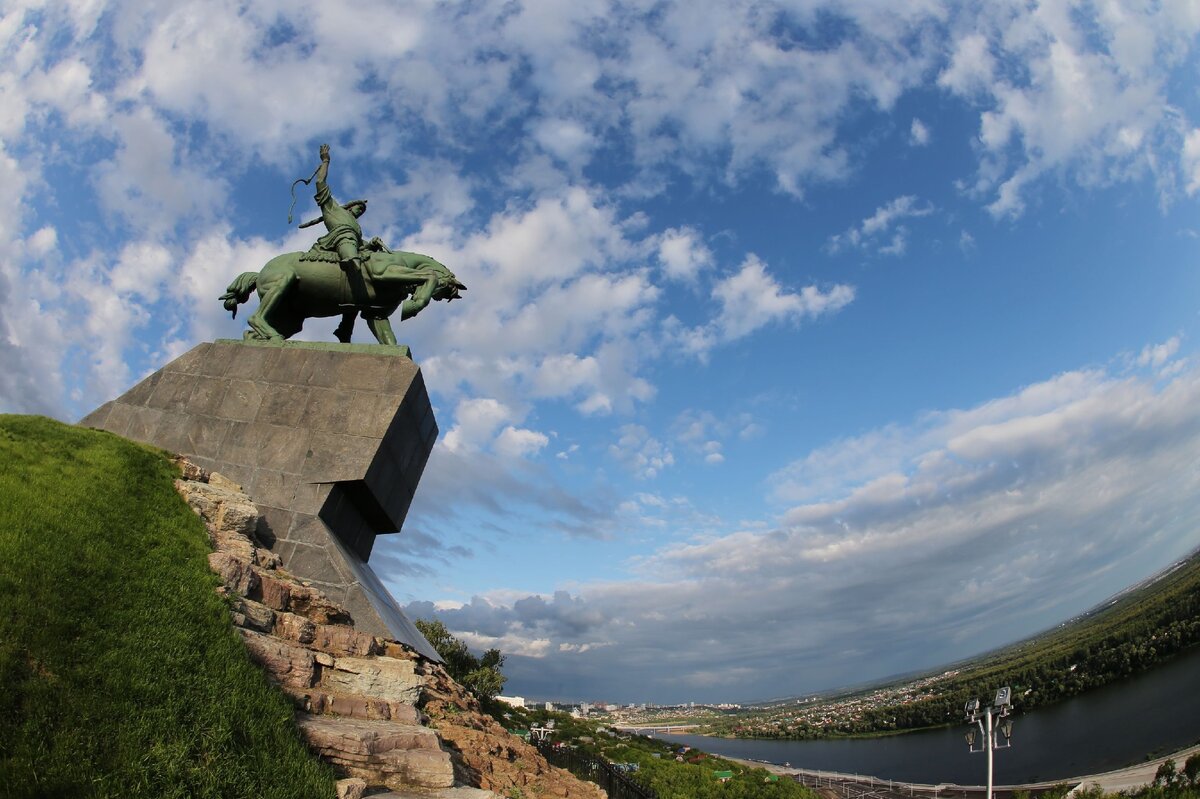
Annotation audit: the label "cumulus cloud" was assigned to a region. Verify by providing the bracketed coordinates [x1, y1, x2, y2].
[937, 32, 994, 97]
[495, 426, 551, 459]
[0, 142, 66, 415]
[940, 3, 1200, 216]
[403, 186, 662, 422]
[2, 0, 1197, 419]
[665, 255, 854, 360]
[417, 359, 1200, 702]
[656, 226, 713, 283]
[443, 398, 520, 454]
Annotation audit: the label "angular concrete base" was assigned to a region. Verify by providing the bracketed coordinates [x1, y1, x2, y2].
[80, 339, 441, 662]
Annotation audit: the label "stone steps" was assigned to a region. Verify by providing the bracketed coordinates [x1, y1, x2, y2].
[297, 715, 454, 791]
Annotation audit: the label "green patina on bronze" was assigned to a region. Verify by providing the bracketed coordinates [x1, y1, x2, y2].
[219, 144, 466, 345]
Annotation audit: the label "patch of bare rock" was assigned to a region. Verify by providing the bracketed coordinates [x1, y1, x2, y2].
[173, 456, 604, 799]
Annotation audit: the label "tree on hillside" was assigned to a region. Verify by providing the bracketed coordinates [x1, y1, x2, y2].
[1183, 754, 1200, 787]
[415, 619, 507, 700]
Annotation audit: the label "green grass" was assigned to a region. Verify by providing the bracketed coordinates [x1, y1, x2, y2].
[0, 415, 335, 799]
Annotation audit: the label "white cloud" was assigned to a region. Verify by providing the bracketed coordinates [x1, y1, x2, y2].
[937, 32, 994, 97]
[495, 426, 551, 459]
[4, 0, 1198, 244]
[532, 118, 597, 171]
[109, 241, 172, 301]
[828, 195, 934, 256]
[662, 255, 854, 360]
[944, 4, 1200, 217]
[116, 0, 376, 156]
[909, 118, 930, 146]
[1137, 336, 1181, 370]
[715, 255, 854, 342]
[24, 227, 56, 259]
[442, 397, 518, 453]
[1183, 129, 1200, 196]
[93, 108, 228, 234]
[610, 424, 675, 480]
[670, 408, 761, 466]
[174, 232, 296, 345]
[656, 226, 713, 283]
[419, 359, 1200, 701]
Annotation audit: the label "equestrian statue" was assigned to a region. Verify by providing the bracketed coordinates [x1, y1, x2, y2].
[219, 144, 465, 345]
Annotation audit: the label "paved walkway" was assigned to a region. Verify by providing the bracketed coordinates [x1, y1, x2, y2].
[729, 743, 1200, 796]
[1059, 744, 1200, 795]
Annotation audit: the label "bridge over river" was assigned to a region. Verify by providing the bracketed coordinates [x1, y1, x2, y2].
[612, 723, 701, 734]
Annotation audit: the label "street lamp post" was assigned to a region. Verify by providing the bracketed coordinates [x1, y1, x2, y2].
[964, 687, 1014, 799]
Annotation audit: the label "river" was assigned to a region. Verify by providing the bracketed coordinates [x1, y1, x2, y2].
[661, 645, 1200, 785]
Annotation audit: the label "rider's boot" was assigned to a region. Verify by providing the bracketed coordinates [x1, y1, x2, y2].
[345, 256, 377, 304]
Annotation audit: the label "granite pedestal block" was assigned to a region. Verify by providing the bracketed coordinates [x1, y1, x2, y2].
[80, 339, 441, 662]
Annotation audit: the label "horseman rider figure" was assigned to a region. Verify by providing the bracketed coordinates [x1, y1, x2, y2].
[301, 143, 396, 339]
[302, 143, 393, 300]
[218, 144, 464, 344]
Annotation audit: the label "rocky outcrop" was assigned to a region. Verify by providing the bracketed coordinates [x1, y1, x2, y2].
[174, 458, 603, 799]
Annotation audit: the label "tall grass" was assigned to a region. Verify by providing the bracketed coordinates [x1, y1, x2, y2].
[0, 415, 334, 799]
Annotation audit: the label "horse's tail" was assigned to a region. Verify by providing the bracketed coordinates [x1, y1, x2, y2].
[219, 272, 259, 318]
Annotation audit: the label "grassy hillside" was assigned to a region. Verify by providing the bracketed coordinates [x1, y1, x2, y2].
[0, 415, 334, 799]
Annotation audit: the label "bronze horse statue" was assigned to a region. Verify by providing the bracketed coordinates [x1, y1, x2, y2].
[219, 249, 465, 345]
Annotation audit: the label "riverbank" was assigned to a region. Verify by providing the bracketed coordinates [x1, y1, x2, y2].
[659, 647, 1200, 785]
[729, 743, 1200, 795]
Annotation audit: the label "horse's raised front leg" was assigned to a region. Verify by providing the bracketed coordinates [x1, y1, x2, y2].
[245, 271, 295, 340]
[364, 315, 397, 346]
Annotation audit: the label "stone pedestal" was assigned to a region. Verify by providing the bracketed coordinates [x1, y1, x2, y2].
[80, 339, 441, 662]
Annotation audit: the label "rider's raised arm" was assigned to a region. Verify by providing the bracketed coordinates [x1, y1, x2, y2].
[314, 144, 335, 209]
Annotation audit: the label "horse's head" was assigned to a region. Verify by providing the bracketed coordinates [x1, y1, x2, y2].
[433, 276, 467, 302]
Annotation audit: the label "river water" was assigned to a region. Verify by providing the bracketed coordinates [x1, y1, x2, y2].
[661, 646, 1200, 785]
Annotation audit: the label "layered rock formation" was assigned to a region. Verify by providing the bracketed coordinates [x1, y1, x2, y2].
[174, 458, 604, 799]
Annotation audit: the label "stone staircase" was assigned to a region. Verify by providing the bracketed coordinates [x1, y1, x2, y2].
[173, 458, 602, 799]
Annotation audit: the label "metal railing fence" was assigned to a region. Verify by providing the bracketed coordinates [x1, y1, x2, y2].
[535, 740, 657, 799]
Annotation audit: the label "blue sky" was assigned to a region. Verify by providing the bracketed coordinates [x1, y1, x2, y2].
[3, 0, 1200, 704]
